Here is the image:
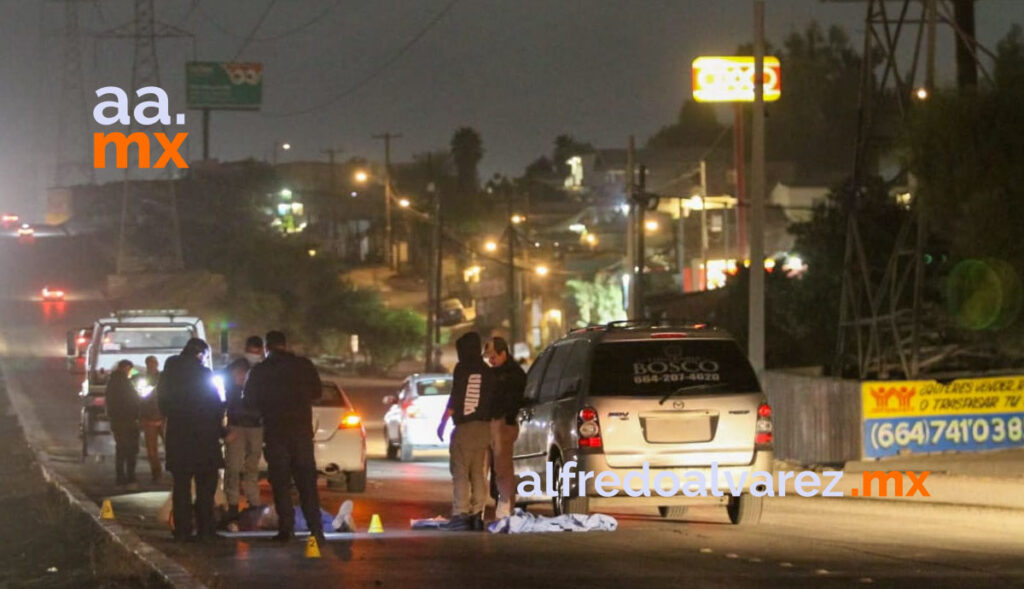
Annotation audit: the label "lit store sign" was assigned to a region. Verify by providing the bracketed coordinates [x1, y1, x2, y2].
[692, 56, 781, 103]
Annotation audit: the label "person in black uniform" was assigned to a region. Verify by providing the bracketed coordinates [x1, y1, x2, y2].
[157, 338, 224, 542]
[242, 331, 325, 546]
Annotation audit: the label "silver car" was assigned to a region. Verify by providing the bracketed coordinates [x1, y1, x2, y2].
[512, 322, 773, 525]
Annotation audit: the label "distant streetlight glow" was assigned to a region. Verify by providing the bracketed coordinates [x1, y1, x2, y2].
[914, 87, 929, 100]
[584, 233, 598, 246]
[535, 264, 549, 277]
[644, 219, 659, 232]
[280, 188, 293, 199]
[510, 214, 525, 224]
[354, 170, 369, 183]
[398, 198, 411, 208]
[484, 240, 498, 253]
[281, 143, 291, 151]
[307, 249, 317, 257]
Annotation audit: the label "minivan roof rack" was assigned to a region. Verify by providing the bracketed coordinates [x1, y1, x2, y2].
[111, 309, 190, 320]
[605, 319, 712, 330]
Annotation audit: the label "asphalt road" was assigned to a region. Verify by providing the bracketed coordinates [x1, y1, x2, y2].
[3, 235, 1024, 588]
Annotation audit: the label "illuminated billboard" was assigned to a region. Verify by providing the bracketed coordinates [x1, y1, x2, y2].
[692, 56, 781, 103]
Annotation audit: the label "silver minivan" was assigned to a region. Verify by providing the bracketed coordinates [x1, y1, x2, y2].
[512, 322, 773, 525]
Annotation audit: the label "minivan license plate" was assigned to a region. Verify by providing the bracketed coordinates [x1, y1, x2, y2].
[642, 414, 714, 443]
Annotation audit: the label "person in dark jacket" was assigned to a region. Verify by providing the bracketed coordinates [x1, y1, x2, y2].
[436, 332, 496, 530]
[106, 359, 140, 488]
[157, 338, 224, 542]
[134, 356, 164, 483]
[242, 331, 325, 545]
[486, 337, 527, 519]
[223, 358, 263, 521]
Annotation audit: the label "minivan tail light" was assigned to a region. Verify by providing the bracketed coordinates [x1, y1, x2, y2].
[339, 413, 362, 429]
[577, 406, 603, 451]
[755, 402, 773, 449]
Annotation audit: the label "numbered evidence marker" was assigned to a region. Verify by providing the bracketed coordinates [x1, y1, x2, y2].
[100, 499, 115, 520]
[304, 536, 321, 559]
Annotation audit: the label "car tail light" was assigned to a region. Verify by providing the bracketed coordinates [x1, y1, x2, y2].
[77, 337, 87, 345]
[339, 413, 361, 429]
[577, 406, 602, 450]
[755, 402, 773, 448]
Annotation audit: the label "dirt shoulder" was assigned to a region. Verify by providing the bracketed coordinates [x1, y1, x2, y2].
[0, 372, 170, 588]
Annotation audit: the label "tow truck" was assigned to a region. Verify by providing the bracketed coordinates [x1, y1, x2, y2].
[78, 309, 208, 458]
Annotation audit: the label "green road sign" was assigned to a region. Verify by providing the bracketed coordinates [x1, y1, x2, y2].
[186, 61, 262, 110]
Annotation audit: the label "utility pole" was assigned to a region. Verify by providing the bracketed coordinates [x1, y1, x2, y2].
[634, 165, 648, 319]
[99, 0, 191, 274]
[626, 137, 638, 318]
[911, 0, 938, 376]
[506, 189, 518, 345]
[700, 159, 709, 289]
[321, 147, 343, 251]
[748, 0, 766, 374]
[374, 132, 402, 269]
[54, 0, 95, 187]
[432, 182, 444, 368]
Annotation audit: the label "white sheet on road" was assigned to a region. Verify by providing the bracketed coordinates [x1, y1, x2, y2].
[488, 509, 617, 534]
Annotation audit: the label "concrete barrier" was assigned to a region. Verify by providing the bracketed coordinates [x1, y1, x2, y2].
[762, 371, 863, 465]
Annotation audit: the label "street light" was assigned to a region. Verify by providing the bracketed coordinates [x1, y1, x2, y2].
[353, 170, 369, 184]
[510, 214, 526, 225]
[584, 233, 598, 247]
[535, 264, 549, 277]
[484, 240, 498, 253]
[644, 219, 659, 232]
[914, 87, 929, 100]
[272, 141, 291, 164]
[398, 198, 410, 208]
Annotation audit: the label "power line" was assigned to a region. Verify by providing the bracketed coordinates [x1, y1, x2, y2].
[195, 0, 343, 43]
[232, 0, 279, 61]
[267, 0, 458, 118]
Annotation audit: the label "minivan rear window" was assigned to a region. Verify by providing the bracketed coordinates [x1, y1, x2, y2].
[588, 339, 760, 395]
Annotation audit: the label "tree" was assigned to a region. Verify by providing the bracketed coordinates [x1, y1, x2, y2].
[450, 127, 484, 198]
[646, 100, 726, 151]
[718, 177, 907, 368]
[735, 22, 864, 181]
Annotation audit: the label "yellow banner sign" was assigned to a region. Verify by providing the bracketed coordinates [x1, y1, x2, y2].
[862, 376, 1024, 419]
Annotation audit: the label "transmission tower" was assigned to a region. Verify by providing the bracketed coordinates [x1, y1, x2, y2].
[832, 0, 992, 378]
[54, 0, 96, 187]
[97, 0, 193, 274]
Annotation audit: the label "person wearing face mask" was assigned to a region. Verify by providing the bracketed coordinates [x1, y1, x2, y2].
[243, 335, 265, 366]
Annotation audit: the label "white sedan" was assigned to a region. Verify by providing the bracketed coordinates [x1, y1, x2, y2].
[259, 380, 367, 491]
[383, 373, 453, 461]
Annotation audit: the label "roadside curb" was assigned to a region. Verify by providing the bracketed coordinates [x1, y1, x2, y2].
[0, 362, 207, 589]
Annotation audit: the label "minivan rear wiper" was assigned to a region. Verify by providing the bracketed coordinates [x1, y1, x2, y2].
[659, 382, 733, 405]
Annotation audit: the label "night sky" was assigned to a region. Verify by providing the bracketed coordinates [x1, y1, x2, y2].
[2, 0, 1023, 216]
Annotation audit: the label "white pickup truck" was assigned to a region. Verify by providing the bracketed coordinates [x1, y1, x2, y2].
[79, 309, 209, 457]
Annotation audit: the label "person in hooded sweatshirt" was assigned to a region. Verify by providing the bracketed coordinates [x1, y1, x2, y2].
[436, 332, 496, 531]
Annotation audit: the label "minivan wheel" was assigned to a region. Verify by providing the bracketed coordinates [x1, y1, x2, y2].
[385, 432, 399, 460]
[550, 455, 589, 515]
[727, 493, 764, 525]
[658, 506, 688, 519]
[399, 440, 414, 462]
